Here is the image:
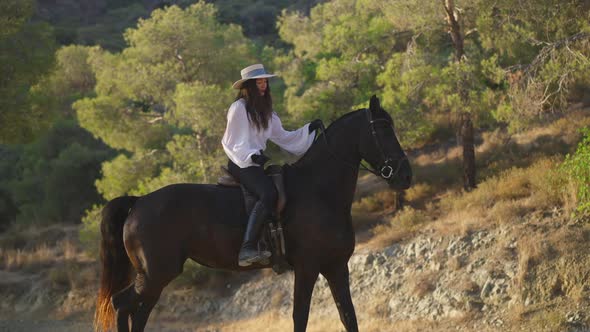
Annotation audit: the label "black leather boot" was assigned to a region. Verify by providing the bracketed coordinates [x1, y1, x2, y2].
[238, 201, 272, 266]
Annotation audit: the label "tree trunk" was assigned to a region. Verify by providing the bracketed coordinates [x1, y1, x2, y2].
[443, 0, 477, 190]
[461, 113, 476, 190]
[443, 0, 464, 61]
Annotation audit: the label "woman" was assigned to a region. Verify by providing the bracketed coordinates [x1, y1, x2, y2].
[222, 64, 322, 266]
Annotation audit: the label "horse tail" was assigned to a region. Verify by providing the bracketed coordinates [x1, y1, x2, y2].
[94, 195, 139, 332]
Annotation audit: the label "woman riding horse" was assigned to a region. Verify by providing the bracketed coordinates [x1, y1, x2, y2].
[222, 64, 322, 266]
[94, 86, 412, 331]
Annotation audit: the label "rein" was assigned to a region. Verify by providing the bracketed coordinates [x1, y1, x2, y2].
[316, 109, 407, 180]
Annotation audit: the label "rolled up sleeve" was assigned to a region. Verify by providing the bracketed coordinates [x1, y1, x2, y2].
[269, 113, 314, 156]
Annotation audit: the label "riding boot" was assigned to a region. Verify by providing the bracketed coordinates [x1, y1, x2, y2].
[238, 201, 272, 266]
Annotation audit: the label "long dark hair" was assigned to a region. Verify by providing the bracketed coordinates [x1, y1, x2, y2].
[235, 79, 273, 131]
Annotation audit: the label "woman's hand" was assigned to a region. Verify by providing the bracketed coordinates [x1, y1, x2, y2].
[251, 150, 270, 166]
[308, 119, 323, 134]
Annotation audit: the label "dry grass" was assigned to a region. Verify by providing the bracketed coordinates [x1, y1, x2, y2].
[543, 225, 590, 302]
[353, 190, 401, 214]
[369, 207, 430, 248]
[487, 200, 529, 224]
[404, 182, 436, 208]
[201, 310, 446, 332]
[0, 237, 86, 271]
[1, 244, 58, 271]
[526, 309, 564, 331]
[512, 110, 590, 147]
[515, 233, 554, 289]
[200, 311, 341, 332]
[505, 302, 527, 324]
[438, 158, 571, 228]
[410, 271, 439, 298]
[0, 229, 96, 293]
[411, 158, 463, 194]
[430, 208, 487, 238]
[352, 190, 401, 230]
[362, 112, 590, 249]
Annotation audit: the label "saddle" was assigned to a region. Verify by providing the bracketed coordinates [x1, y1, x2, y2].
[217, 165, 291, 274]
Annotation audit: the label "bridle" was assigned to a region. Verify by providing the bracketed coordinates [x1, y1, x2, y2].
[317, 108, 408, 181]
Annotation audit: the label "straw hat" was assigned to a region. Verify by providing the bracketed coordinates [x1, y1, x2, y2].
[232, 64, 277, 89]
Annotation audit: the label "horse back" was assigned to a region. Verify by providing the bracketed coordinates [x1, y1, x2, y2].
[123, 183, 249, 271]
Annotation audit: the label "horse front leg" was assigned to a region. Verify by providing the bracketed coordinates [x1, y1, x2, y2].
[292, 264, 319, 332]
[322, 264, 358, 332]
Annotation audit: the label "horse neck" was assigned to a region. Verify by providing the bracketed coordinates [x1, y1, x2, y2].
[291, 114, 362, 209]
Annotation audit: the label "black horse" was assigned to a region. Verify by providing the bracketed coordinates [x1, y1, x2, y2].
[95, 95, 412, 332]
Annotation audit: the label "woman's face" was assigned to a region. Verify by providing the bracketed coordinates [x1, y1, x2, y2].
[255, 78, 267, 96]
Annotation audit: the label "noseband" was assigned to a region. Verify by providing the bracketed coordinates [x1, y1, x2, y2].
[318, 109, 407, 181]
[364, 108, 407, 180]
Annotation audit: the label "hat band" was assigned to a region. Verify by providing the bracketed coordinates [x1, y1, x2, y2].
[242, 68, 268, 79]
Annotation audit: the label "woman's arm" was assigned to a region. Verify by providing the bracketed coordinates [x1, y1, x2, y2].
[269, 113, 315, 156]
[221, 101, 259, 168]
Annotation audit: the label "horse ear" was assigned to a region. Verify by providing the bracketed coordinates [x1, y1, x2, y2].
[369, 95, 380, 113]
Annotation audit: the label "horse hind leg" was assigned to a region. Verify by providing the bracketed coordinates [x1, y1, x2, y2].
[112, 283, 140, 332]
[111, 272, 164, 332]
[130, 272, 167, 332]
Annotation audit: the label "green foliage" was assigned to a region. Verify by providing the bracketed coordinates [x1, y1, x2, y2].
[212, 0, 286, 44]
[76, 2, 253, 143]
[562, 128, 590, 215]
[95, 152, 165, 200]
[79, 204, 102, 258]
[75, 3, 258, 202]
[172, 82, 232, 135]
[3, 0, 588, 236]
[75, 3, 149, 50]
[0, 0, 34, 38]
[34, 1, 149, 50]
[377, 52, 439, 146]
[476, 0, 590, 66]
[0, 120, 113, 226]
[75, 96, 173, 152]
[0, 0, 57, 143]
[276, 0, 589, 147]
[30, 45, 100, 119]
[277, 0, 395, 123]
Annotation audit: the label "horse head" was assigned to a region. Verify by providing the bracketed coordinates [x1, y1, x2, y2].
[358, 95, 412, 190]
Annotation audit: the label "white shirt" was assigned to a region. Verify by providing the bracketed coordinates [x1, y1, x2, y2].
[222, 99, 314, 168]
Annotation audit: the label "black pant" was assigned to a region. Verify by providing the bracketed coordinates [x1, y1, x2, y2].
[228, 160, 277, 211]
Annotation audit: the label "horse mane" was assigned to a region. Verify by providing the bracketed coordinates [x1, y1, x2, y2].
[290, 109, 364, 169]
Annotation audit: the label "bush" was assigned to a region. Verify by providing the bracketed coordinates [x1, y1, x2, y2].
[561, 127, 590, 216]
[79, 205, 103, 258]
[171, 260, 233, 289]
[2, 119, 113, 226]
